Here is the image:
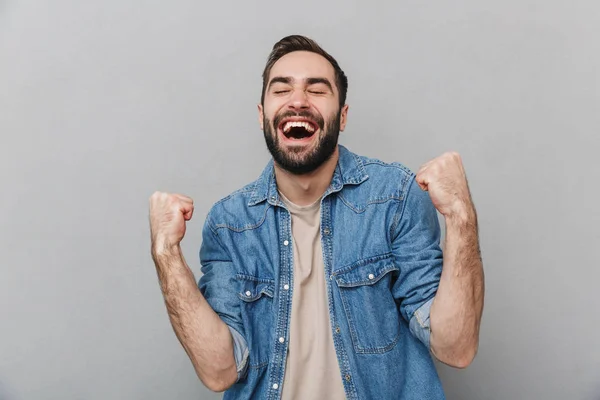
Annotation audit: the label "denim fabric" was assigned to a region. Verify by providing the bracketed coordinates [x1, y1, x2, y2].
[198, 145, 445, 400]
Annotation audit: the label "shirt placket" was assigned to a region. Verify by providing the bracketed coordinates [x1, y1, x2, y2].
[267, 205, 294, 400]
[320, 195, 359, 400]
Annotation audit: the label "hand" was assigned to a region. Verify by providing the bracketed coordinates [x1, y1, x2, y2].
[415, 152, 474, 220]
[149, 192, 194, 256]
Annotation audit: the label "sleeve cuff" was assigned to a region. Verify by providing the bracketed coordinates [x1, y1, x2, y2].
[228, 326, 249, 381]
[409, 297, 434, 349]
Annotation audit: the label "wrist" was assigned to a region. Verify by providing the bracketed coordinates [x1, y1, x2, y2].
[445, 203, 477, 226]
[151, 241, 182, 261]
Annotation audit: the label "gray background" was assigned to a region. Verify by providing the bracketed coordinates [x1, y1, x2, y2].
[1, 0, 598, 399]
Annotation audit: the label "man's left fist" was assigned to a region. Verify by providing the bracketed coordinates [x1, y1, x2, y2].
[415, 152, 474, 219]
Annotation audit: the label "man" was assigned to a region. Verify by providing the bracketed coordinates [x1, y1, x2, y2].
[149, 35, 484, 399]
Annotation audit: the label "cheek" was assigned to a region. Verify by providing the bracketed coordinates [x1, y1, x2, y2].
[314, 100, 337, 116]
[264, 107, 281, 125]
[318, 104, 339, 122]
[264, 97, 286, 114]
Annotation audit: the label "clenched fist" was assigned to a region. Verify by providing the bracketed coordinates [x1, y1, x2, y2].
[415, 152, 474, 219]
[149, 192, 194, 256]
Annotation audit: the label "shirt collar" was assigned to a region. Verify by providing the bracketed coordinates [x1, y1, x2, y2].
[247, 144, 369, 207]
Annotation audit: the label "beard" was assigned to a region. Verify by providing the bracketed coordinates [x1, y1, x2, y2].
[262, 109, 341, 175]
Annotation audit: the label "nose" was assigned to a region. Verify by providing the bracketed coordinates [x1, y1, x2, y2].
[287, 89, 309, 111]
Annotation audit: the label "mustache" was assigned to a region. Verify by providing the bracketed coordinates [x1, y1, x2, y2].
[272, 110, 325, 131]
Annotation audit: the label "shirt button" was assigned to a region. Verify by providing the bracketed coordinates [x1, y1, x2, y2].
[245, 291, 252, 296]
[283, 284, 290, 290]
[323, 228, 330, 235]
[368, 273, 375, 280]
[283, 240, 289, 246]
[335, 327, 341, 334]
[272, 383, 279, 390]
[345, 374, 351, 381]
[279, 337, 285, 343]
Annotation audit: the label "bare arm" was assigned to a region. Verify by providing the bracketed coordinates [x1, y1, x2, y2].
[415, 153, 485, 368]
[149, 192, 237, 391]
[429, 209, 484, 368]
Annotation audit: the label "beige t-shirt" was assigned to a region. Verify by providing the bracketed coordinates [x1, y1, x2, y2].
[280, 192, 346, 400]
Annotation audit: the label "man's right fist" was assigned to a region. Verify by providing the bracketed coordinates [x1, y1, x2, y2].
[149, 191, 194, 255]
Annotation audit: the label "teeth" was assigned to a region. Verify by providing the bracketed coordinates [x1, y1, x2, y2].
[282, 121, 315, 133]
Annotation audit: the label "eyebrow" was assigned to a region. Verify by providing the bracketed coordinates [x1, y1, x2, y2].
[306, 77, 333, 92]
[268, 76, 293, 89]
[268, 76, 334, 92]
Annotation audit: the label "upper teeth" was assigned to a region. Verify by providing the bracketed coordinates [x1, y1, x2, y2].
[283, 121, 315, 133]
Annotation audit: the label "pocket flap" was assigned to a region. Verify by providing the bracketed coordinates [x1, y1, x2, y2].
[236, 274, 275, 302]
[334, 254, 398, 288]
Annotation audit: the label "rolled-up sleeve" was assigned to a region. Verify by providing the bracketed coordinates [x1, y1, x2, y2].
[198, 216, 249, 381]
[391, 178, 443, 349]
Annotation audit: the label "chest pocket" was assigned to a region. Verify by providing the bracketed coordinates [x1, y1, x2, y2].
[334, 254, 401, 354]
[236, 274, 275, 368]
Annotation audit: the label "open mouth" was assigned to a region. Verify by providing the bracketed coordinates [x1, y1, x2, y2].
[279, 120, 318, 140]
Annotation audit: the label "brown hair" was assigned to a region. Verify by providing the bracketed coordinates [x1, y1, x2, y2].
[261, 35, 348, 108]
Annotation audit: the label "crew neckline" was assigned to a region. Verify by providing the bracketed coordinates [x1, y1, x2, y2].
[278, 190, 321, 212]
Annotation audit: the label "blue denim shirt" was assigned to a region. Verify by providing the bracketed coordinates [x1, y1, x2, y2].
[198, 145, 445, 399]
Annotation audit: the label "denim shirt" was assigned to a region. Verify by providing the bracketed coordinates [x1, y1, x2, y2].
[198, 145, 445, 400]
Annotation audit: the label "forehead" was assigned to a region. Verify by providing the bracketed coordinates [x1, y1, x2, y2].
[268, 51, 336, 84]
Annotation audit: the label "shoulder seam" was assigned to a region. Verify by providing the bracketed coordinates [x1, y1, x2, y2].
[360, 157, 414, 176]
[211, 180, 257, 208]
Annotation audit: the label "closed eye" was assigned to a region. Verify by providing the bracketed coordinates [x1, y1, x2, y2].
[308, 90, 326, 95]
[274, 90, 290, 94]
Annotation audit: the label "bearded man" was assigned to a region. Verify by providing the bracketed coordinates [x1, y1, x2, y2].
[149, 35, 484, 400]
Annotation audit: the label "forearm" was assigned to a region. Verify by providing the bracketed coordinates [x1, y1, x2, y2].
[152, 246, 237, 391]
[430, 209, 484, 368]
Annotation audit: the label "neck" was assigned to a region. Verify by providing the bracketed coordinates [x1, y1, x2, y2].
[274, 147, 339, 207]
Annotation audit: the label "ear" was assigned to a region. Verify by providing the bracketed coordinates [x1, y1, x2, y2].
[339, 104, 349, 132]
[258, 104, 264, 130]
